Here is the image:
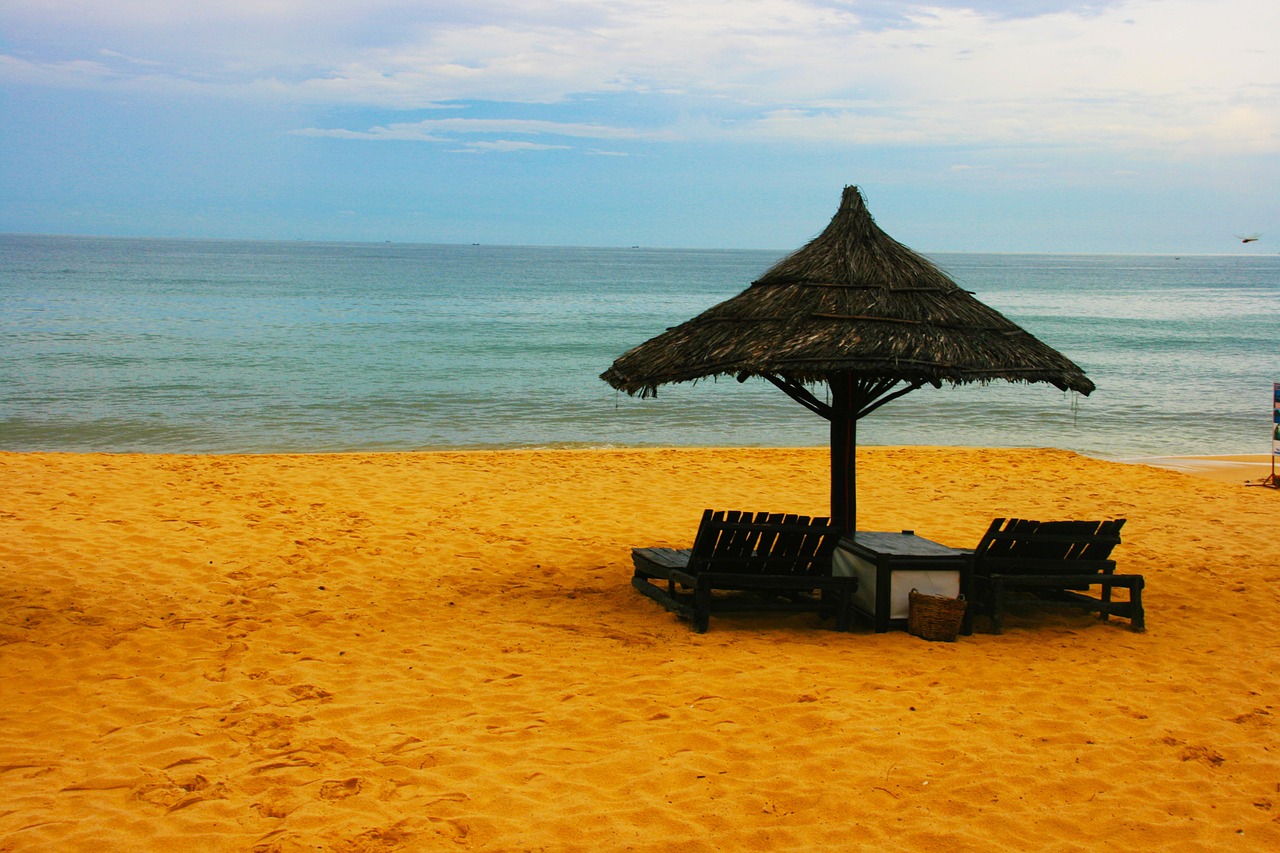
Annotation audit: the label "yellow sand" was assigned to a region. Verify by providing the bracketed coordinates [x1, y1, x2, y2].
[2, 447, 1278, 852]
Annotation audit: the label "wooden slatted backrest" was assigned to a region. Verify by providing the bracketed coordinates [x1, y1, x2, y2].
[973, 517, 1126, 576]
[1078, 518, 1126, 560]
[689, 510, 839, 577]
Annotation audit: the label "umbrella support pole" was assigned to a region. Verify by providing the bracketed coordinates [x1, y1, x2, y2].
[830, 376, 858, 536]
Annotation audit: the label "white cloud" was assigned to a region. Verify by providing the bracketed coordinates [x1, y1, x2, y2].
[291, 125, 448, 142]
[449, 139, 573, 153]
[293, 117, 660, 148]
[376, 118, 651, 139]
[3, 0, 1278, 153]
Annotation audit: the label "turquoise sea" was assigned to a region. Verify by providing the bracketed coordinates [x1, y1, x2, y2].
[2, 234, 1277, 458]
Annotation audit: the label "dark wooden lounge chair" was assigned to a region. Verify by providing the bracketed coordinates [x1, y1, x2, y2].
[970, 517, 1144, 633]
[631, 509, 853, 633]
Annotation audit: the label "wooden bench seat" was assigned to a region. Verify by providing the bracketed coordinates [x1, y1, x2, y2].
[631, 510, 854, 633]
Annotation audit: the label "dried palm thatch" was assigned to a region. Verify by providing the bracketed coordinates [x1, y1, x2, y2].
[601, 185, 1095, 532]
[602, 186, 1094, 398]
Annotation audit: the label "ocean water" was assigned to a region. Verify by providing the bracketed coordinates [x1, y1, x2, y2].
[2, 234, 1277, 459]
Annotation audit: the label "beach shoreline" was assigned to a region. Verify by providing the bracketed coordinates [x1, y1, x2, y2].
[2, 446, 1278, 850]
[7, 445, 1275, 481]
[1117, 453, 1277, 483]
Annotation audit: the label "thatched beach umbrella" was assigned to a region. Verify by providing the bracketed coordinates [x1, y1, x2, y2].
[601, 186, 1095, 534]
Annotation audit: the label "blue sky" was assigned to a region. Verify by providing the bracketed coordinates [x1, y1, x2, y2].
[2, 0, 1276, 252]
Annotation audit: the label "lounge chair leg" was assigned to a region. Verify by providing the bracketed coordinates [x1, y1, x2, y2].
[991, 579, 1005, 635]
[1130, 579, 1145, 632]
[693, 580, 712, 633]
[835, 588, 851, 632]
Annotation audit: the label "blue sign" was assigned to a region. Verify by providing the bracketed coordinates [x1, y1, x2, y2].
[1275, 383, 1280, 454]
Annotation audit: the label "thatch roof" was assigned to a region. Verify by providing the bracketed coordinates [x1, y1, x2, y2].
[601, 186, 1095, 399]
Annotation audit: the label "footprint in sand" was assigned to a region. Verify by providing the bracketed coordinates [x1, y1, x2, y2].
[287, 684, 334, 703]
[319, 777, 362, 800]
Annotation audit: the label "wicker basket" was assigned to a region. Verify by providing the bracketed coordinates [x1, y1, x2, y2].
[908, 589, 968, 642]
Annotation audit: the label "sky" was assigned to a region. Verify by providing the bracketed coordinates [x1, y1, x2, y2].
[1, 0, 1277, 253]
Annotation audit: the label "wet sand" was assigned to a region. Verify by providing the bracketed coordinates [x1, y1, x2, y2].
[2, 447, 1278, 851]
[1123, 454, 1276, 484]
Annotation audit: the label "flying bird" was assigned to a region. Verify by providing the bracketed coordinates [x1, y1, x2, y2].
[1237, 234, 1261, 244]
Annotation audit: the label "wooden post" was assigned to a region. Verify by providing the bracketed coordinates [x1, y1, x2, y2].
[829, 374, 858, 535]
